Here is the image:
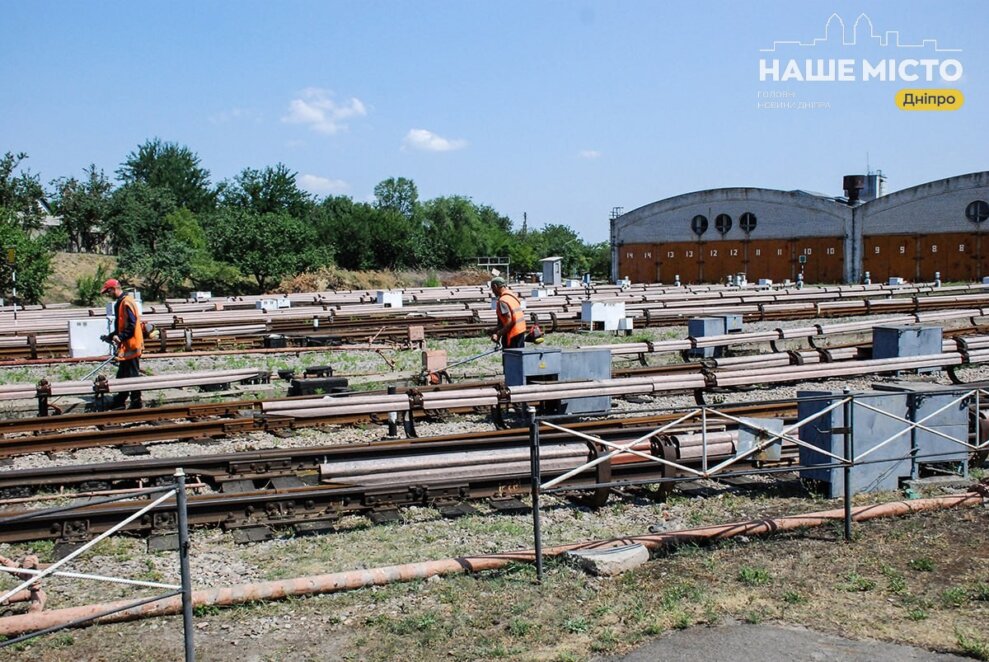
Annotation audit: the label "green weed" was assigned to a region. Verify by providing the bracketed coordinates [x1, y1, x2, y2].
[908, 557, 934, 572]
[737, 566, 771, 586]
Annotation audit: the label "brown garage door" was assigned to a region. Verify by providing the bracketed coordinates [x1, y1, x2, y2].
[746, 239, 793, 282]
[794, 237, 845, 283]
[617, 243, 651, 284]
[702, 240, 746, 283]
[863, 235, 918, 281]
[657, 241, 701, 284]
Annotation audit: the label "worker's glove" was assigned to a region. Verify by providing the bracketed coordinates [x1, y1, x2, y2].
[99, 334, 112, 344]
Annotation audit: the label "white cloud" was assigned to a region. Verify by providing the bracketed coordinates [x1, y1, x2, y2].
[579, 149, 602, 159]
[297, 174, 350, 194]
[282, 88, 367, 135]
[402, 128, 468, 152]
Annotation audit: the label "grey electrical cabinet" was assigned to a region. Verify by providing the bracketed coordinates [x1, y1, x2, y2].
[502, 348, 562, 387]
[559, 348, 611, 414]
[872, 325, 943, 373]
[798, 390, 912, 498]
[872, 382, 970, 465]
[688, 317, 726, 358]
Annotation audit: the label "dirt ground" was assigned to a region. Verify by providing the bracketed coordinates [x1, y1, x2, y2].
[42, 252, 117, 305]
[2, 482, 986, 662]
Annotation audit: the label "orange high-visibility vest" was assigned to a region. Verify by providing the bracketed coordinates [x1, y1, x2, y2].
[496, 291, 526, 344]
[114, 295, 144, 360]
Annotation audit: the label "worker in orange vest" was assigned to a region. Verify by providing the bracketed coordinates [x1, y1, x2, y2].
[99, 278, 145, 409]
[489, 277, 527, 349]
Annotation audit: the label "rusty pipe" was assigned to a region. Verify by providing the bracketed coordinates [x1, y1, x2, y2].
[0, 492, 981, 637]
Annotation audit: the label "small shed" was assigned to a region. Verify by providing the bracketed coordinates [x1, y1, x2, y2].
[539, 256, 563, 286]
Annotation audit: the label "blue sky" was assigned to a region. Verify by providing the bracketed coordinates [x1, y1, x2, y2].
[1, 1, 985, 242]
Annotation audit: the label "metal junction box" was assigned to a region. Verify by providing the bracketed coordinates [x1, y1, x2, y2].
[503, 347, 611, 415]
[798, 390, 912, 498]
[502, 348, 561, 387]
[688, 317, 726, 358]
[872, 382, 970, 466]
[717, 314, 744, 334]
[559, 348, 611, 414]
[872, 325, 943, 373]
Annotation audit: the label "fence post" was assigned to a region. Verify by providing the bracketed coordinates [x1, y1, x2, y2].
[174, 468, 195, 662]
[842, 392, 854, 542]
[908, 394, 919, 480]
[528, 407, 543, 583]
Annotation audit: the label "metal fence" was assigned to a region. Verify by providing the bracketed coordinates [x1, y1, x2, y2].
[527, 387, 986, 581]
[0, 468, 195, 660]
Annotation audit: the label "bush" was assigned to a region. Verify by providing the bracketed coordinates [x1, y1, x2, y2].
[74, 262, 111, 306]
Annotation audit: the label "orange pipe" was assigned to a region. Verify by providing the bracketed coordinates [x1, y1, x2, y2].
[0, 492, 981, 637]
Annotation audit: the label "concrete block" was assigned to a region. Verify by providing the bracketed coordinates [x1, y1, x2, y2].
[276, 297, 292, 309]
[531, 289, 549, 298]
[758, 278, 773, 286]
[618, 317, 634, 331]
[566, 543, 649, 576]
[256, 299, 278, 312]
[407, 325, 425, 343]
[983, 276, 989, 285]
[192, 290, 212, 302]
[422, 350, 447, 372]
[888, 276, 905, 286]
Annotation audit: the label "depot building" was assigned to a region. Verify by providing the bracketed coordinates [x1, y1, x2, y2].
[610, 171, 989, 285]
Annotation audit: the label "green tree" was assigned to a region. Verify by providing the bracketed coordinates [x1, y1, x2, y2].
[208, 209, 320, 291]
[582, 241, 612, 278]
[49, 165, 113, 252]
[373, 177, 419, 220]
[105, 186, 200, 298]
[312, 196, 373, 270]
[0, 152, 46, 231]
[0, 209, 58, 304]
[419, 196, 512, 269]
[368, 208, 415, 270]
[219, 164, 313, 218]
[106, 182, 178, 252]
[117, 139, 215, 213]
[117, 237, 195, 300]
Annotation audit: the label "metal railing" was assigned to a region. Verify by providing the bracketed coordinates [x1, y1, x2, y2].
[527, 387, 987, 581]
[0, 468, 195, 660]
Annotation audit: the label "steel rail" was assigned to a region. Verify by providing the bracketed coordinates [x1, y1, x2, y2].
[0, 404, 795, 495]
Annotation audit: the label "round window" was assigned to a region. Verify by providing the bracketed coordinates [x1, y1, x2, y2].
[715, 213, 732, 234]
[739, 212, 757, 233]
[966, 200, 989, 224]
[690, 215, 708, 236]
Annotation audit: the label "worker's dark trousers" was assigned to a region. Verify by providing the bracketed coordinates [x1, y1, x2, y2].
[111, 358, 142, 408]
[503, 334, 525, 349]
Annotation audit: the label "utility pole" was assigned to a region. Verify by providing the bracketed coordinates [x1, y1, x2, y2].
[6, 247, 16, 322]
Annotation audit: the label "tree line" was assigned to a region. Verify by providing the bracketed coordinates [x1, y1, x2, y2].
[0, 141, 610, 302]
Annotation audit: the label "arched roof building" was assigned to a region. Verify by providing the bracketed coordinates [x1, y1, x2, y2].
[611, 171, 989, 284]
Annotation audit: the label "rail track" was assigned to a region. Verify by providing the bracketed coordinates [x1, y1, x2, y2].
[0, 281, 987, 360]
[0, 403, 799, 544]
[0, 334, 986, 459]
